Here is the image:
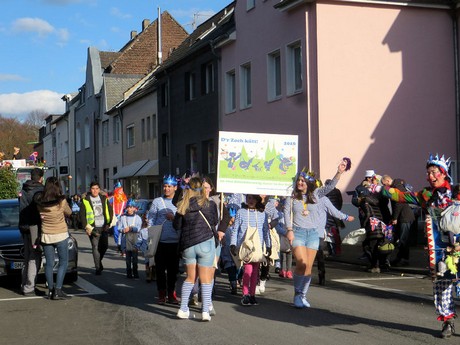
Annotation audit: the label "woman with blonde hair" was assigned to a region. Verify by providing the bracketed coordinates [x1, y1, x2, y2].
[173, 177, 218, 321]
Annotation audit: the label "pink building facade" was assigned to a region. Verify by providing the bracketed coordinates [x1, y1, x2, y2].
[220, 0, 458, 208]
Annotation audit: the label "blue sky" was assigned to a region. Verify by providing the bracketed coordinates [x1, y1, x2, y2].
[0, 0, 232, 121]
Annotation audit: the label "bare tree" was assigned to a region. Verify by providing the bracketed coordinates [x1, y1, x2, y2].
[25, 109, 47, 130]
[0, 114, 41, 159]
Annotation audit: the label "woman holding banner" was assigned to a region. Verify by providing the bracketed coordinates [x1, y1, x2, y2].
[284, 159, 354, 308]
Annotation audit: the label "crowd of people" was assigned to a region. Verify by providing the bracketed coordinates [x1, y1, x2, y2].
[17, 153, 460, 338]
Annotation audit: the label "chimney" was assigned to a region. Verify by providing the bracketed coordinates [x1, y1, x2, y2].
[130, 30, 137, 39]
[142, 19, 150, 31]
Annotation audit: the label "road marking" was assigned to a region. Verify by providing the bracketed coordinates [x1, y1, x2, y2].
[74, 277, 107, 295]
[332, 277, 434, 301]
[0, 277, 106, 302]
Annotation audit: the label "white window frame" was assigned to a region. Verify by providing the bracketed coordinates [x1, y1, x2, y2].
[286, 40, 303, 95]
[84, 117, 90, 149]
[240, 62, 252, 109]
[113, 116, 121, 143]
[126, 124, 135, 149]
[267, 49, 282, 101]
[225, 70, 236, 113]
[76, 123, 81, 151]
[102, 120, 109, 147]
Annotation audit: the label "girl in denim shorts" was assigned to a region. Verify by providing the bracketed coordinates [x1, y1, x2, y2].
[284, 160, 354, 308]
[173, 177, 219, 321]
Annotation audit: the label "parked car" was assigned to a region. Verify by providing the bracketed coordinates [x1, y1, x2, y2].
[0, 199, 78, 282]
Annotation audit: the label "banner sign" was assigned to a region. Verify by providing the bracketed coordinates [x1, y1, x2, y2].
[217, 131, 298, 196]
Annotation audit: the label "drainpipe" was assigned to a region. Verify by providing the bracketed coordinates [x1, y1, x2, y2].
[158, 7, 163, 65]
[452, 4, 460, 182]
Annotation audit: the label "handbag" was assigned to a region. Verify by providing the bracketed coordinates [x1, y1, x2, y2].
[440, 202, 460, 234]
[145, 198, 167, 258]
[145, 224, 163, 258]
[378, 241, 395, 254]
[280, 234, 291, 253]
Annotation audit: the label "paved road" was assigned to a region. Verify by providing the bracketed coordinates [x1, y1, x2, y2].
[0, 230, 456, 345]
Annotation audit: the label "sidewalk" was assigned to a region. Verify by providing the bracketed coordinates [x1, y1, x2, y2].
[327, 243, 430, 276]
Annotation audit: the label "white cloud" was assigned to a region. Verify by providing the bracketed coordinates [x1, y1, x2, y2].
[0, 90, 65, 120]
[0, 74, 26, 81]
[110, 7, 132, 20]
[12, 18, 55, 37]
[11, 18, 69, 46]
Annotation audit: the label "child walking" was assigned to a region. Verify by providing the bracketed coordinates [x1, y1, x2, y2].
[230, 194, 271, 306]
[118, 199, 142, 279]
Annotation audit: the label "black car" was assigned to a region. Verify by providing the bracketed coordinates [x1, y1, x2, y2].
[0, 199, 78, 282]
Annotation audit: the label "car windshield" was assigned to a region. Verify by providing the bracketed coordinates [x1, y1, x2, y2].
[0, 203, 19, 229]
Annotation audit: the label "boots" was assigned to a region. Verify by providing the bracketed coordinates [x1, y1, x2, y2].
[230, 281, 238, 295]
[441, 319, 455, 338]
[53, 288, 69, 300]
[167, 290, 180, 305]
[318, 271, 325, 286]
[158, 290, 167, 305]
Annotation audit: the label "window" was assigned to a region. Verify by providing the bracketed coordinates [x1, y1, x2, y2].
[187, 144, 198, 172]
[268, 50, 282, 100]
[247, 0, 255, 11]
[202, 62, 214, 95]
[162, 133, 169, 157]
[141, 118, 146, 142]
[152, 114, 157, 138]
[76, 123, 81, 151]
[63, 140, 69, 158]
[146, 116, 151, 140]
[103, 168, 109, 190]
[240, 63, 252, 109]
[102, 120, 109, 147]
[206, 140, 216, 173]
[161, 83, 168, 107]
[126, 124, 135, 148]
[185, 72, 196, 101]
[84, 117, 90, 149]
[113, 116, 121, 143]
[287, 41, 303, 95]
[225, 70, 236, 113]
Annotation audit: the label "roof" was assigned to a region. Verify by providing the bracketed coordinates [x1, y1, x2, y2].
[156, 2, 236, 73]
[105, 11, 189, 75]
[103, 74, 144, 111]
[99, 52, 122, 69]
[112, 159, 158, 179]
[275, 0, 455, 9]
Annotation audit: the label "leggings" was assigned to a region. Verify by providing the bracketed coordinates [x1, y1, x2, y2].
[242, 262, 260, 296]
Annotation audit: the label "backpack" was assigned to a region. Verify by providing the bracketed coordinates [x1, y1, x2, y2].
[440, 202, 460, 234]
[239, 210, 264, 264]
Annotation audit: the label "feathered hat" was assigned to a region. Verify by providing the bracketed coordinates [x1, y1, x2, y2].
[427, 153, 451, 182]
[163, 174, 178, 186]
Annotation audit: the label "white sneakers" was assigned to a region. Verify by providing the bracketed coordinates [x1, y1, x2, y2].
[202, 312, 211, 321]
[209, 304, 216, 316]
[255, 280, 266, 295]
[177, 309, 190, 319]
[177, 308, 212, 321]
